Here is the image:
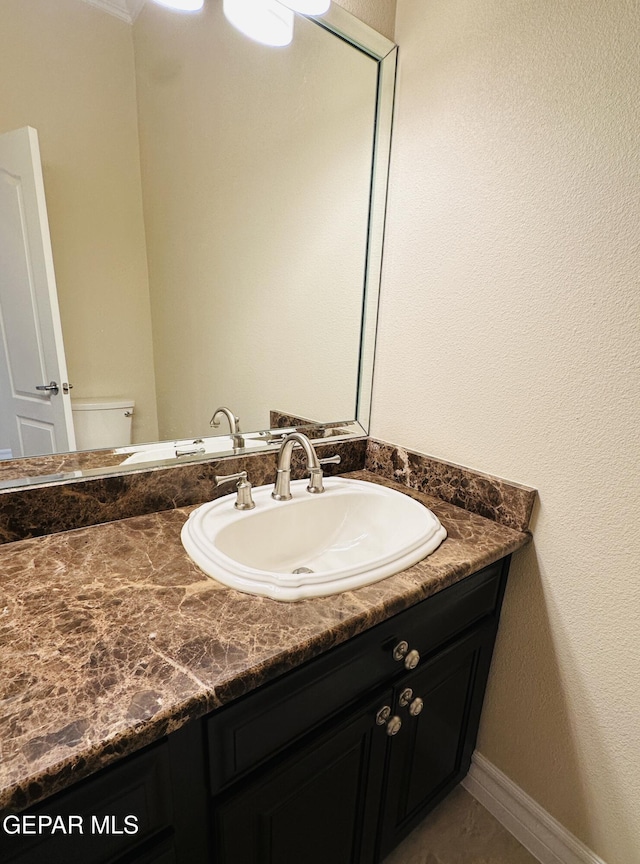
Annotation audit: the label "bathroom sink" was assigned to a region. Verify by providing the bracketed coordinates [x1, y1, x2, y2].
[181, 477, 447, 601]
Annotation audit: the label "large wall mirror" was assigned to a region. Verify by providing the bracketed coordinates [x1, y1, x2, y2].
[0, 0, 396, 488]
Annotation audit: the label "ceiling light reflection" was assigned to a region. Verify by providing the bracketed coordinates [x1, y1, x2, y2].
[278, 0, 330, 15]
[223, 0, 294, 47]
[150, 0, 205, 11]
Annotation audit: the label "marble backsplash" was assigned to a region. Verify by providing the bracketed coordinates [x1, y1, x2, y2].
[0, 439, 367, 544]
[365, 440, 536, 533]
[0, 437, 536, 544]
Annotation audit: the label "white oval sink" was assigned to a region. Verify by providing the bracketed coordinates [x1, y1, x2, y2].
[181, 477, 446, 601]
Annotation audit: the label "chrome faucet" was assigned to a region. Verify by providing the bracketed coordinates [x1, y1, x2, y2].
[272, 432, 340, 501]
[209, 406, 244, 449]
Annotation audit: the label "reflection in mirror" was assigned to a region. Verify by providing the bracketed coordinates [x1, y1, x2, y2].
[0, 0, 396, 488]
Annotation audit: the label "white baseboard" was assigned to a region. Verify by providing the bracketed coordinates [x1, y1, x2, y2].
[462, 752, 607, 864]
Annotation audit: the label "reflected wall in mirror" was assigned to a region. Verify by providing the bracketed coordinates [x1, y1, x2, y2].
[0, 0, 396, 485]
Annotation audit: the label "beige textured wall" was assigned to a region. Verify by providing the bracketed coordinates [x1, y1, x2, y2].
[134, 3, 375, 438]
[334, 0, 396, 41]
[372, 0, 640, 861]
[0, 0, 158, 445]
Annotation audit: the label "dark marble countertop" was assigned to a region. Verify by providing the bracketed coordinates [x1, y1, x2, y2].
[0, 470, 530, 814]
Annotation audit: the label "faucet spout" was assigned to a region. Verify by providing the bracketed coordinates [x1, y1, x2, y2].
[209, 406, 244, 448]
[272, 432, 322, 501]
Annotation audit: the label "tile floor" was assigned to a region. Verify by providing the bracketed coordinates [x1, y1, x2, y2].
[382, 786, 539, 864]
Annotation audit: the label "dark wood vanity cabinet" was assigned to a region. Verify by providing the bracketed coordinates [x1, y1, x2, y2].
[3, 557, 509, 864]
[377, 622, 495, 858]
[1, 738, 190, 864]
[214, 690, 390, 864]
[211, 617, 497, 864]
[208, 556, 509, 864]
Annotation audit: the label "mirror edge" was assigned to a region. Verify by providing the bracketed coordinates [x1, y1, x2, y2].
[311, 5, 397, 431]
[357, 42, 397, 429]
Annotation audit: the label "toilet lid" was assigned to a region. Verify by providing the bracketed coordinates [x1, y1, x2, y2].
[71, 398, 135, 411]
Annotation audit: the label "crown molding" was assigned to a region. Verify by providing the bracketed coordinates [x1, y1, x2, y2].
[78, 0, 146, 24]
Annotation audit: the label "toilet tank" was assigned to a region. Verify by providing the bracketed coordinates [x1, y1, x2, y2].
[71, 398, 135, 450]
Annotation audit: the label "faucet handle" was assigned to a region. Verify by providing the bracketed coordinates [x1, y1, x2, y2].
[175, 445, 206, 458]
[319, 455, 341, 467]
[214, 471, 255, 510]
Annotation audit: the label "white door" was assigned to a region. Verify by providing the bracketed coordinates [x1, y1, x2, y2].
[0, 126, 75, 458]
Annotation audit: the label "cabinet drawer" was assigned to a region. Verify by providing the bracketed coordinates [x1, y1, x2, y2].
[207, 559, 506, 793]
[2, 742, 173, 864]
[395, 559, 504, 660]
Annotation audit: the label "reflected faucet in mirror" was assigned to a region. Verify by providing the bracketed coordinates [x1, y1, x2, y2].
[210, 407, 244, 449]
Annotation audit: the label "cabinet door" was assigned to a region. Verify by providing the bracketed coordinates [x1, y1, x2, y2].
[378, 623, 495, 858]
[213, 691, 392, 864]
[2, 742, 175, 864]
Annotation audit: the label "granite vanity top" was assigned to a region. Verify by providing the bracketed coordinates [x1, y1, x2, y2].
[0, 470, 531, 814]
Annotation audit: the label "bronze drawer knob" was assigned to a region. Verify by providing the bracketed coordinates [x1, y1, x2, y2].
[409, 697, 424, 717]
[404, 649, 421, 670]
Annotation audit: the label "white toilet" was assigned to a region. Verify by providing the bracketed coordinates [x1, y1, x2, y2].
[71, 398, 135, 450]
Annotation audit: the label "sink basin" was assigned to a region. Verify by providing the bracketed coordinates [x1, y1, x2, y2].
[181, 477, 447, 601]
